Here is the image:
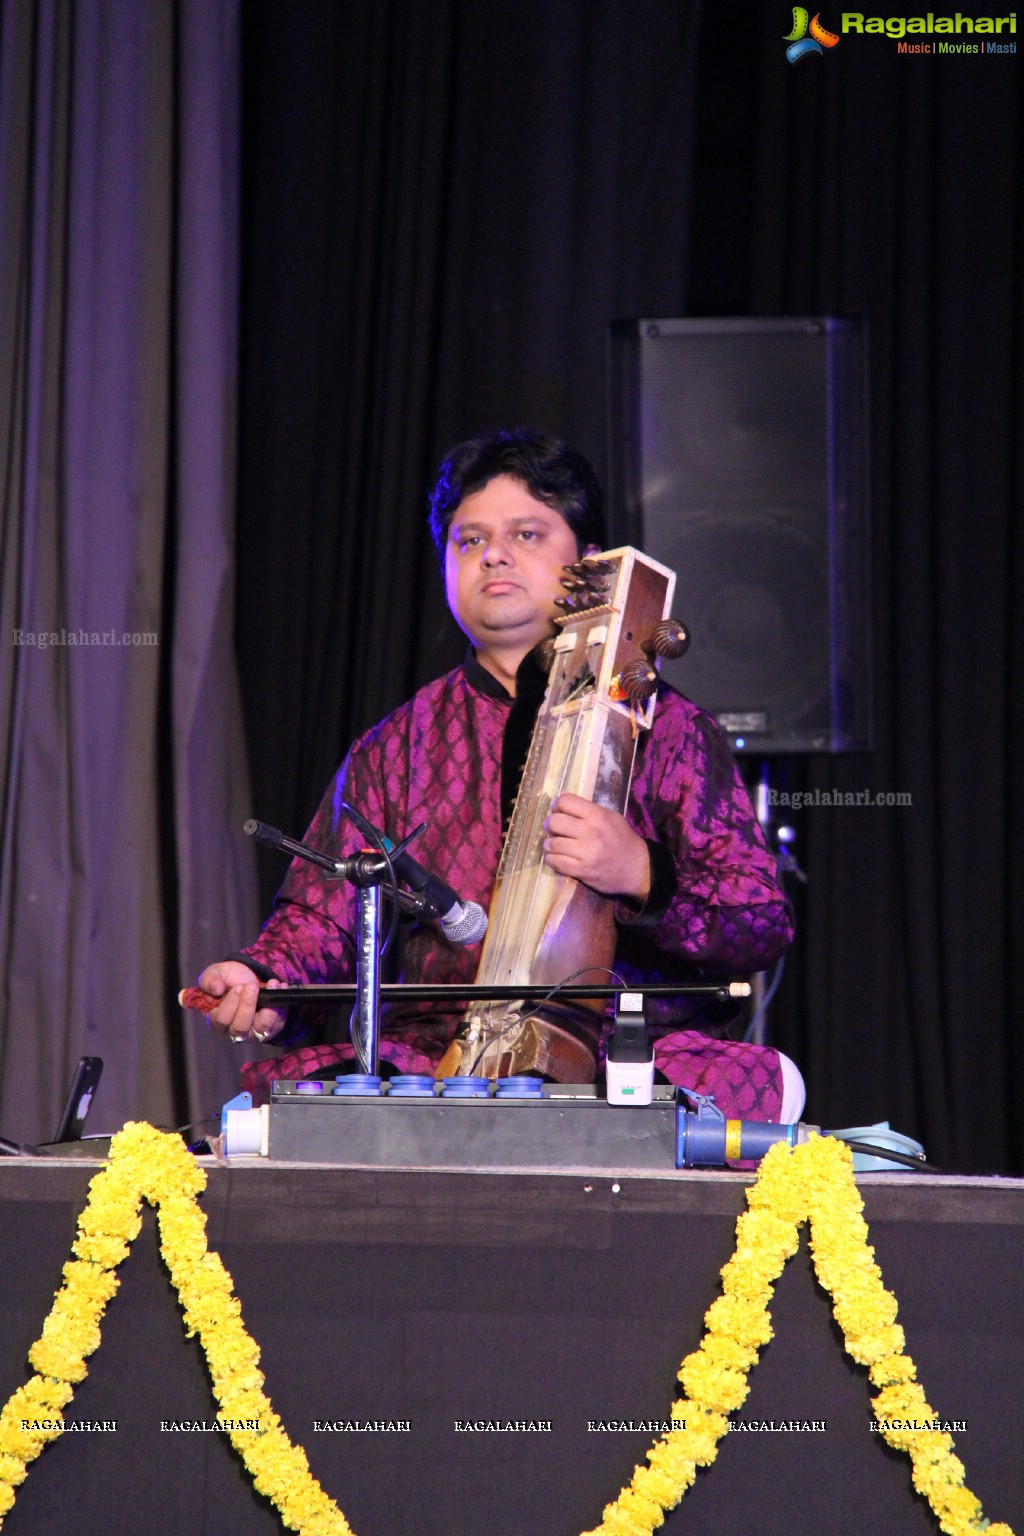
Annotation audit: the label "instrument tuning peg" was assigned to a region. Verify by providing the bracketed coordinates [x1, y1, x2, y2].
[642, 619, 691, 660]
[614, 658, 658, 704]
[582, 558, 614, 575]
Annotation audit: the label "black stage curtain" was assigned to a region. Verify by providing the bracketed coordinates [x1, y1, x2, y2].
[237, 3, 1022, 1174]
[237, 0, 701, 835]
[686, 5, 1023, 1177]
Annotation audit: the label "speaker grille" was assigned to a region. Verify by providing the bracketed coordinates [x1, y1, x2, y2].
[608, 318, 871, 752]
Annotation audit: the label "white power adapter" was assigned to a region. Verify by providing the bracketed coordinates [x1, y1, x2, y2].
[605, 991, 654, 1106]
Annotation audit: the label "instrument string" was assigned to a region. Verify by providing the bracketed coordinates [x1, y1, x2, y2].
[481, 647, 579, 1054]
[477, 651, 567, 1048]
[493, 681, 564, 1033]
[513, 655, 588, 963]
[493, 651, 594, 1060]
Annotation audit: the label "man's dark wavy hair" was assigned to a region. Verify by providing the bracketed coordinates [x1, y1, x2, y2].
[428, 429, 607, 559]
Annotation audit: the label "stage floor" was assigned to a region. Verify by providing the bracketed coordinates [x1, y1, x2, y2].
[2, 1157, 1022, 1536]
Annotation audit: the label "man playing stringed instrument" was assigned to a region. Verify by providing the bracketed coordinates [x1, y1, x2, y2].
[195, 430, 803, 1120]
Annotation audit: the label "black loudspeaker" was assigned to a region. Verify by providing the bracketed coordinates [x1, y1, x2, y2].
[608, 318, 871, 753]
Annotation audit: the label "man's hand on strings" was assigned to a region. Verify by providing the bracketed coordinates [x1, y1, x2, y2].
[543, 793, 651, 903]
[196, 961, 287, 1045]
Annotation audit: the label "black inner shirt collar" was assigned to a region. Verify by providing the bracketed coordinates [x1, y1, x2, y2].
[462, 647, 548, 826]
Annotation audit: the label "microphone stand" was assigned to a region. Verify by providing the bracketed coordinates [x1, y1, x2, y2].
[353, 883, 381, 1076]
[245, 819, 435, 1079]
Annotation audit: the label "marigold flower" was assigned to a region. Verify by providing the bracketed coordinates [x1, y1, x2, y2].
[0, 1123, 1014, 1536]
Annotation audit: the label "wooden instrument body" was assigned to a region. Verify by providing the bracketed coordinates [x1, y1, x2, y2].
[437, 546, 676, 1081]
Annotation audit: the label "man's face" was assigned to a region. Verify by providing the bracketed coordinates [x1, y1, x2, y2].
[444, 475, 585, 655]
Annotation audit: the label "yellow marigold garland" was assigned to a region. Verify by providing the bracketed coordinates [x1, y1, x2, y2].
[0, 1122, 352, 1535]
[0, 1124, 1016, 1536]
[583, 1134, 1017, 1536]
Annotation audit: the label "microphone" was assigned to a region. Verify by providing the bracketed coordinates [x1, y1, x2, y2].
[244, 819, 347, 875]
[244, 819, 487, 946]
[380, 834, 488, 946]
[244, 819, 421, 915]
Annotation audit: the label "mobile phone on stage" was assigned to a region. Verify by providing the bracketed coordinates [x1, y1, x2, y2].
[52, 1057, 104, 1143]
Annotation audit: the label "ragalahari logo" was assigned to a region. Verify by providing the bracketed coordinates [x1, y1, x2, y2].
[784, 8, 841, 61]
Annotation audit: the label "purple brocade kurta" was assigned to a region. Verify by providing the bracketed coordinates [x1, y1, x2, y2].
[240, 656, 793, 1117]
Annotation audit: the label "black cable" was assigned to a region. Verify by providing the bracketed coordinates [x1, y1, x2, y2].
[464, 965, 630, 1077]
[742, 955, 785, 1043]
[826, 1136, 944, 1173]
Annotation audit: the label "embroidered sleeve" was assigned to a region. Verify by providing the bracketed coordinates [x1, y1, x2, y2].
[622, 698, 794, 973]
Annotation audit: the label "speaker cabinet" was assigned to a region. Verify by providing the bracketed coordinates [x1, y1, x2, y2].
[608, 318, 871, 753]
